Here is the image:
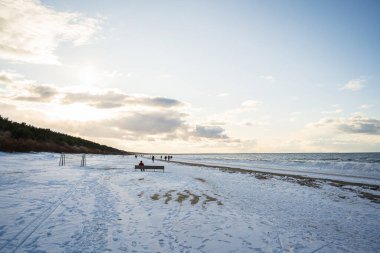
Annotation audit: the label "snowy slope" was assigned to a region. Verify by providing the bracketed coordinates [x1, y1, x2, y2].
[0, 153, 379, 252]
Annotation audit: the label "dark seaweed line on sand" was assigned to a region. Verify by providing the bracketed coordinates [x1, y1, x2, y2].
[162, 159, 380, 189]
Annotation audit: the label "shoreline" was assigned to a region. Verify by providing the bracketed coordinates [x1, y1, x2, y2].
[159, 159, 380, 190]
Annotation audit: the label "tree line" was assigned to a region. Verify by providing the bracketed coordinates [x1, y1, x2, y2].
[0, 115, 129, 154]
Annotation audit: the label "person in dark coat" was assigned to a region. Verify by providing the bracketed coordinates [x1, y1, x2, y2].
[138, 161, 145, 171]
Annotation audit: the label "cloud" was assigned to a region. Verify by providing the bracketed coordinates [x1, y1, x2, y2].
[14, 85, 58, 102]
[0, 72, 13, 85]
[0, 70, 24, 86]
[340, 78, 365, 91]
[321, 108, 343, 114]
[61, 91, 126, 108]
[0, 0, 101, 64]
[216, 93, 229, 97]
[1, 69, 246, 149]
[0, 71, 58, 102]
[112, 112, 186, 135]
[312, 115, 380, 135]
[0, 71, 184, 109]
[62, 91, 184, 109]
[207, 120, 226, 126]
[193, 125, 228, 139]
[260, 75, 275, 82]
[244, 121, 270, 127]
[103, 70, 123, 79]
[143, 97, 183, 108]
[0, 101, 16, 110]
[359, 104, 373, 109]
[241, 100, 262, 109]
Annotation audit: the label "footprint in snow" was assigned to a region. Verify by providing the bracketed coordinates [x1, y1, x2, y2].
[16, 219, 25, 225]
[197, 244, 206, 250]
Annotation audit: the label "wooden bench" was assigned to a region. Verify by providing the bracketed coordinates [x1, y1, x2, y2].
[134, 165, 164, 172]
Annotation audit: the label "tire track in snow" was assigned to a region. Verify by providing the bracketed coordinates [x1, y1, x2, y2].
[0, 183, 80, 253]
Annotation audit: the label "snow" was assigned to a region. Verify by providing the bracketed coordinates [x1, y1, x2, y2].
[0, 152, 379, 252]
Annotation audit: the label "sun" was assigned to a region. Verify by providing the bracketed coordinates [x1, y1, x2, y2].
[79, 65, 98, 86]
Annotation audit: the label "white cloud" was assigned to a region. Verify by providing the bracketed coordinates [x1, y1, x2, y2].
[216, 93, 229, 97]
[340, 78, 365, 91]
[0, 0, 101, 64]
[0, 71, 185, 108]
[311, 114, 380, 135]
[103, 70, 123, 78]
[0, 70, 45, 98]
[288, 112, 302, 122]
[0, 70, 25, 86]
[207, 120, 226, 126]
[359, 104, 373, 109]
[241, 100, 262, 109]
[0, 71, 14, 85]
[321, 108, 343, 114]
[260, 75, 275, 82]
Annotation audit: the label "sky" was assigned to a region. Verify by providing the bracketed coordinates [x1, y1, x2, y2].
[0, 0, 379, 153]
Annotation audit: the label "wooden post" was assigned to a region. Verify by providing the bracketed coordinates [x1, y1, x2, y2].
[59, 153, 65, 166]
[81, 154, 86, 167]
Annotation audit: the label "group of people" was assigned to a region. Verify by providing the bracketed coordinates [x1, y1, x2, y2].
[163, 155, 173, 161]
[135, 154, 173, 161]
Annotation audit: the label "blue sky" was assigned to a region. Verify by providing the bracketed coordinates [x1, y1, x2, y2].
[0, 0, 379, 152]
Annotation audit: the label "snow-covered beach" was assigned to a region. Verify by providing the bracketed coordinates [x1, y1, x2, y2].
[0, 152, 379, 252]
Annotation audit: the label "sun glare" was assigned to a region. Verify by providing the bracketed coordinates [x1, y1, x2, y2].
[79, 65, 98, 86]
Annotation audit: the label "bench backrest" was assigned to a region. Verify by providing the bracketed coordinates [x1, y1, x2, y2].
[134, 165, 164, 169]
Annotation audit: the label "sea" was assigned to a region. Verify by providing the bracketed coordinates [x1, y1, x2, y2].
[172, 153, 380, 183]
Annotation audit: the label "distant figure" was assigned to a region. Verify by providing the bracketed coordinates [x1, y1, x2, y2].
[164, 156, 167, 161]
[138, 160, 145, 171]
[152, 155, 155, 163]
[135, 155, 137, 158]
[161, 155, 162, 159]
